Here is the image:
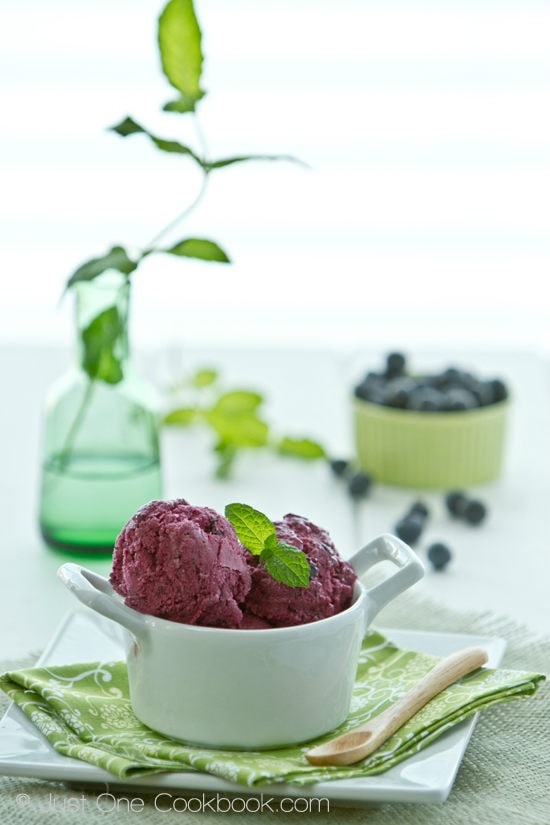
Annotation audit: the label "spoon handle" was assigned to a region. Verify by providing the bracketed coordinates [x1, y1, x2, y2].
[305, 645, 488, 766]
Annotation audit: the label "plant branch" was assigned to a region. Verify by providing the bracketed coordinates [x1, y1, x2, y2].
[140, 112, 210, 256]
[57, 377, 96, 468]
[140, 169, 210, 256]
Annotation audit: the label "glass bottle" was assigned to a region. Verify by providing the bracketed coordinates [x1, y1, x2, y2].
[38, 271, 162, 554]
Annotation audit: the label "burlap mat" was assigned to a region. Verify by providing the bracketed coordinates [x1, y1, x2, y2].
[1, 595, 549, 825]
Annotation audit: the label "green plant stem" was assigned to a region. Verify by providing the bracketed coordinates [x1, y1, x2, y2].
[141, 170, 210, 255]
[57, 377, 96, 469]
[141, 113, 210, 256]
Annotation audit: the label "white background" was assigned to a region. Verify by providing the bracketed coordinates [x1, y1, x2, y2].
[2, 0, 549, 355]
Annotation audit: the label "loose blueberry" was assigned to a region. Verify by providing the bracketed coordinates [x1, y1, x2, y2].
[427, 542, 452, 571]
[394, 514, 424, 545]
[329, 458, 350, 478]
[409, 500, 429, 519]
[445, 491, 468, 517]
[347, 471, 373, 499]
[464, 499, 487, 525]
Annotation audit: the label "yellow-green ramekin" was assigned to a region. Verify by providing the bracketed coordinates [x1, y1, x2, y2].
[353, 396, 509, 489]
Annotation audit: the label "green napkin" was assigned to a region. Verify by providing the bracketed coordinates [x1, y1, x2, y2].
[0, 631, 544, 787]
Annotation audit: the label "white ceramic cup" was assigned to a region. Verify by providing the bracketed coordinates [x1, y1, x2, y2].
[58, 533, 423, 749]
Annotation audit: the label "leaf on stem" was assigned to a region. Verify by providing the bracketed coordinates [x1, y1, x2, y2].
[111, 117, 305, 174]
[110, 117, 205, 165]
[164, 238, 231, 263]
[66, 247, 137, 289]
[204, 154, 309, 172]
[260, 541, 311, 588]
[191, 368, 218, 387]
[109, 116, 145, 137]
[150, 136, 203, 159]
[214, 390, 263, 415]
[205, 390, 268, 447]
[206, 409, 268, 448]
[158, 0, 205, 113]
[277, 437, 327, 460]
[163, 407, 197, 425]
[81, 306, 124, 384]
[225, 503, 276, 556]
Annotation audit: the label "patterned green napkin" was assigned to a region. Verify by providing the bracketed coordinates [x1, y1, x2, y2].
[0, 630, 544, 787]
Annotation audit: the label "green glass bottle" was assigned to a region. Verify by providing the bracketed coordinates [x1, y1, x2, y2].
[39, 271, 162, 554]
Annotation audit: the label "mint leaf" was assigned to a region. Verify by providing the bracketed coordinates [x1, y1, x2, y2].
[260, 542, 311, 588]
[225, 503, 275, 555]
[165, 238, 230, 263]
[163, 95, 199, 113]
[109, 116, 145, 137]
[149, 135, 203, 159]
[81, 306, 124, 384]
[158, 0, 205, 113]
[110, 117, 206, 166]
[66, 246, 137, 289]
[277, 437, 326, 460]
[213, 390, 263, 416]
[206, 410, 268, 448]
[191, 368, 218, 388]
[163, 407, 197, 425]
[205, 392, 268, 448]
[225, 503, 311, 588]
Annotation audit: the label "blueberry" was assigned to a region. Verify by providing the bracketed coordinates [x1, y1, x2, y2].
[329, 458, 350, 478]
[347, 471, 373, 499]
[438, 367, 463, 388]
[490, 378, 508, 403]
[409, 500, 429, 519]
[443, 387, 479, 411]
[394, 514, 424, 545]
[354, 372, 386, 404]
[464, 499, 487, 525]
[445, 491, 487, 525]
[427, 542, 452, 571]
[445, 491, 468, 517]
[355, 356, 508, 412]
[354, 381, 371, 402]
[383, 376, 417, 409]
[385, 351, 406, 378]
[407, 386, 446, 412]
[468, 379, 496, 407]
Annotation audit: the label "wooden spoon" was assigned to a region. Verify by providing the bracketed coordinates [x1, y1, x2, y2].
[305, 646, 488, 766]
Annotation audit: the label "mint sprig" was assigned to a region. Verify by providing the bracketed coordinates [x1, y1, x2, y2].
[225, 503, 310, 589]
[164, 368, 326, 479]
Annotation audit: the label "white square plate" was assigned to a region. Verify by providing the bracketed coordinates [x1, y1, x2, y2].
[0, 611, 506, 805]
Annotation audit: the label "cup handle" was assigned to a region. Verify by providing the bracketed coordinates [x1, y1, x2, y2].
[348, 533, 424, 628]
[57, 563, 147, 638]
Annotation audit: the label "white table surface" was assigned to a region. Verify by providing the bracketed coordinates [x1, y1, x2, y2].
[1, 343, 549, 662]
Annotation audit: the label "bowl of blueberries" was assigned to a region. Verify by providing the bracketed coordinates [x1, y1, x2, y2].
[353, 352, 509, 488]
